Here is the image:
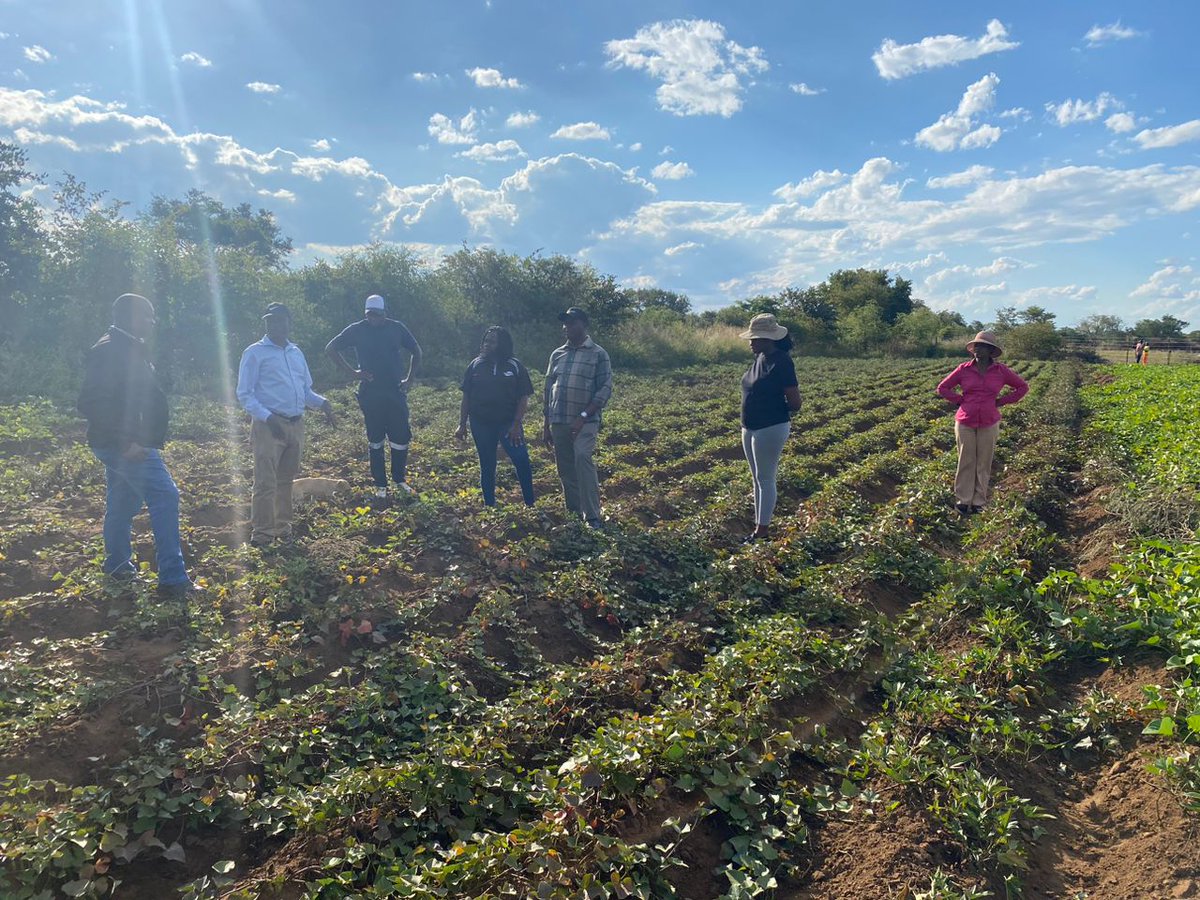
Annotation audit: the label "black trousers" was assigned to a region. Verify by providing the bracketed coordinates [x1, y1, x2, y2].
[358, 389, 412, 486]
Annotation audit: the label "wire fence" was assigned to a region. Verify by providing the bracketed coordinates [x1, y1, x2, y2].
[1060, 337, 1200, 365]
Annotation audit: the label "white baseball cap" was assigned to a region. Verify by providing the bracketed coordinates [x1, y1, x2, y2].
[365, 294, 386, 313]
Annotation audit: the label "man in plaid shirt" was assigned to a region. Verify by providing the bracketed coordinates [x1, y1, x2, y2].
[542, 307, 614, 528]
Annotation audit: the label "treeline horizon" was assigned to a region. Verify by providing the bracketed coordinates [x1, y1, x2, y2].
[1, 141, 1191, 405]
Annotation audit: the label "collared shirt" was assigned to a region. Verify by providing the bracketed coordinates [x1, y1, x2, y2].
[544, 337, 613, 424]
[937, 360, 1029, 428]
[462, 355, 535, 427]
[741, 350, 798, 430]
[236, 336, 328, 422]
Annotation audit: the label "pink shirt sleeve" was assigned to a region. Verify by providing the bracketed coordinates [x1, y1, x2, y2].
[937, 365, 964, 405]
[996, 366, 1029, 406]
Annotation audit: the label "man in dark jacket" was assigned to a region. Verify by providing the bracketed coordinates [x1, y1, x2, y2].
[78, 293, 194, 595]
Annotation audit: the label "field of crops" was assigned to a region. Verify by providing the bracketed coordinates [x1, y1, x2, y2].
[1, 359, 1198, 899]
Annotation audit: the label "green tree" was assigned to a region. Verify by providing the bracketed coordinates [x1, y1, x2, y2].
[821, 268, 913, 324]
[1017, 305, 1057, 326]
[1077, 314, 1125, 336]
[625, 287, 690, 316]
[993, 306, 1019, 330]
[1134, 315, 1189, 339]
[1002, 322, 1062, 359]
[892, 306, 944, 353]
[0, 142, 46, 346]
[838, 304, 887, 354]
[146, 190, 293, 269]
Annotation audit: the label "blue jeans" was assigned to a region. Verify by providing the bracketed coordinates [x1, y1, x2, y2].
[92, 447, 190, 587]
[470, 418, 535, 507]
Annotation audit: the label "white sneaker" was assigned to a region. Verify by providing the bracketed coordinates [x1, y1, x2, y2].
[395, 482, 416, 496]
[374, 487, 388, 499]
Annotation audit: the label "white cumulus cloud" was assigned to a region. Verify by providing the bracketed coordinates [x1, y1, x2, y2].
[505, 110, 540, 128]
[652, 160, 694, 180]
[1105, 112, 1136, 134]
[1134, 120, 1200, 150]
[773, 169, 846, 200]
[664, 241, 701, 256]
[926, 165, 994, 189]
[428, 110, 478, 145]
[1128, 266, 1200, 321]
[873, 19, 1017, 79]
[23, 45, 53, 64]
[605, 19, 768, 117]
[790, 83, 824, 96]
[179, 52, 212, 68]
[457, 140, 526, 162]
[467, 67, 523, 89]
[1046, 93, 1121, 126]
[411, 72, 441, 83]
[551, 121, 611, 141]
[246, 81, 281, 94]
[309, 138, 332, 151]
[257, 188, 296, 202]
[1084, 23, 1144, 46]
[915, 73, 1002, 152]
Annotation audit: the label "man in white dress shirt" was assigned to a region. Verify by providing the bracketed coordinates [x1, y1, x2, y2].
[236, 303, 335, 546]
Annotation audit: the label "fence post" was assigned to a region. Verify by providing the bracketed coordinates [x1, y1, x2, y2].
[1168, 348, 1173, 364]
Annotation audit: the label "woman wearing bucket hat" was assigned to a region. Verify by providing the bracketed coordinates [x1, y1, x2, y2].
[937, 331, 1028, 516]
[739, 313, 802, 542]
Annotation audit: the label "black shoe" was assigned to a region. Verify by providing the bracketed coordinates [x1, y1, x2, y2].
[970, 505, 984, 515]
[955, 503, 970, 516]
[157, 581, 203, 600]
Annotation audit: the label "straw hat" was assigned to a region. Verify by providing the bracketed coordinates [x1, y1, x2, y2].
[739, 313, 789, 341]
[966, 330, 1003, 357]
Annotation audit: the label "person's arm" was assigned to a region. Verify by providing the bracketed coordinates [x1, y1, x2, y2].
[300, 352, 335, 425]
[586, 348, 613, 416]
[781, 357, 801, 412]
[996, 367, 1029, 406]
[455, 363, 472, 442]
[236, 347, 273, 423]
[542, 353, 557, 447]
[509, 395, 530, 446]
[400, 326, 422, 389]
[78, 343, 140, 456]
[325, 329, 371, 382]
[936, 366, 965, 405]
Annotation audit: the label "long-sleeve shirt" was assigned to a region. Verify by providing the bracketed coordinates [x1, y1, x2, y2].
[544, 337, 613, 425]
[236, 336, 328, 422]
[77, 326, 170, 450]
[937, 360, 1029, 428]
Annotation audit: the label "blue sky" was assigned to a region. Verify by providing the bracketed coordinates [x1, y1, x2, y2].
[2, 1, 1199, 327]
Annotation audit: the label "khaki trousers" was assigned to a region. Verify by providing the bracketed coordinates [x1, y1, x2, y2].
[954, 421, 999, 507]
[550, 422, 602, 524]
[251, 417, 304, 541]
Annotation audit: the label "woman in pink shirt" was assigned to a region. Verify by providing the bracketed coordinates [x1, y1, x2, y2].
[936, 331, 1029, 516]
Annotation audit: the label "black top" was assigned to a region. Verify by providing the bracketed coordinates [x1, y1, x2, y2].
[77, 328, 170, 450]
[741, 350, 798, 430]
[461, 356, 535, 427]
[327, 319, 419, 393]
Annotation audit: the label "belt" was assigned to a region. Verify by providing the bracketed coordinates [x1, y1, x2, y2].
[270, 412, 303, 423]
